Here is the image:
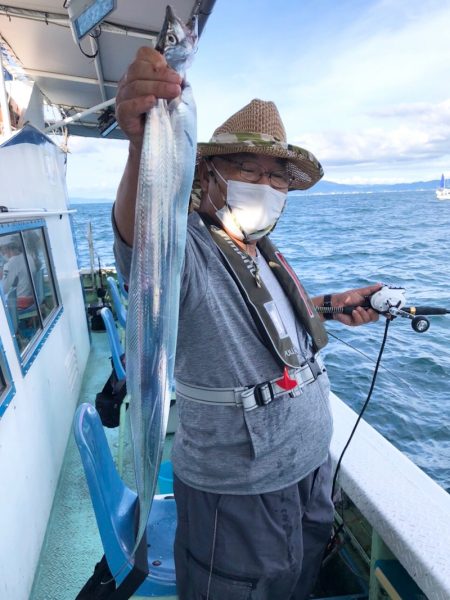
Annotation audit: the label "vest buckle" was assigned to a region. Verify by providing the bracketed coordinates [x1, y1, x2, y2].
[307, 355, 325, 379]
[253, 382, 275, 407]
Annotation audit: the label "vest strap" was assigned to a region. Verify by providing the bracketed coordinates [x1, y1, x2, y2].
[258, 236, 328, 351]
[176, 353, 326, 412]
[199, 214, 328, 369]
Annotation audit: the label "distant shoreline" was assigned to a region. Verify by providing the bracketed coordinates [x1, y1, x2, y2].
[69, 178, 443, 204]
[296, 178, 442, 195]
[295, 188, 435, 196]
[70, 198, 114, 205]
[69, 187, 439, 205]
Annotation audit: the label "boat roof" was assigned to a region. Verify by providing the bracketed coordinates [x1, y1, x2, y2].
[0, 1, 215, 139]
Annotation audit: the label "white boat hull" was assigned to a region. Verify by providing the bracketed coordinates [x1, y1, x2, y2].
[0, 129, 91, 600]
[436, 188, 450, 199]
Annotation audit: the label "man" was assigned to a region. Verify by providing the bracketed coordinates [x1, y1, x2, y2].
[0, 234, 36, 308]
[113, 47, 379, 600]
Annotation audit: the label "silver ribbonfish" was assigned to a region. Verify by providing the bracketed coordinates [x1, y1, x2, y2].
[126, 5, 198, 550]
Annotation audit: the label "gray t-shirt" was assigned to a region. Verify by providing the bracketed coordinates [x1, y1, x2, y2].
[114, 211, 333, 494]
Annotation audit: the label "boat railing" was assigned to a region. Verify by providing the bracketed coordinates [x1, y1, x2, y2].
[330, 392, 450, 599]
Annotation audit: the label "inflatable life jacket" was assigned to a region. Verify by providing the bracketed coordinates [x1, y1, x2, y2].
[200, 215, 328, 369]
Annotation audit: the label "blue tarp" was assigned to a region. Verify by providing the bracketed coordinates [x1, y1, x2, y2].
[2, 66, 12, 81]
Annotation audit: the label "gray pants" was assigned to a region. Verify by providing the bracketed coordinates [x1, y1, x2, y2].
[173, 455, 334, 600]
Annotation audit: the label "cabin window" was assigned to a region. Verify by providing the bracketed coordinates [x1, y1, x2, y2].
[0, 222, 62, 370]
[0, 339, 15, 418]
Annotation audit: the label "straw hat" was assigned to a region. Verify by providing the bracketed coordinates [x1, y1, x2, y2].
[196, 99, 324, 191]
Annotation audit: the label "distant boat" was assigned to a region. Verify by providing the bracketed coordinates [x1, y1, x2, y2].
[436, 174, 450, 199]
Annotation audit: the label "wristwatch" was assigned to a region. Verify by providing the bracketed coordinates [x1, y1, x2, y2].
[323, 294, 333, 320]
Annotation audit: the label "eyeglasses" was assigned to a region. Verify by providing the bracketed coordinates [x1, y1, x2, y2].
[217, 157, 292, 190]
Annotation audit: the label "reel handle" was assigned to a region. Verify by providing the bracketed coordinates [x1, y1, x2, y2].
[389, 307, 431, 332]
[412, 315, 430, 333]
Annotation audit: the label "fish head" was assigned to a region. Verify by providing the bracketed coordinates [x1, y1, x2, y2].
[156, 5, 198, 74]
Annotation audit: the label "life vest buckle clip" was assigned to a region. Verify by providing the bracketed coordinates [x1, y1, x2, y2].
[253, 381, 275, 407]
[308, 356, 324, 379]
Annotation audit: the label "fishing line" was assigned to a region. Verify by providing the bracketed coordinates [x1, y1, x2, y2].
[324, 318, 391, 564]
[331, 317, 391, 499]
[326, 330, 424, 403]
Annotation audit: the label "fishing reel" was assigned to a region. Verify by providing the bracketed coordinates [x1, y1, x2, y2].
[319, 284, 450, 333]
[368, 286, 430, 333]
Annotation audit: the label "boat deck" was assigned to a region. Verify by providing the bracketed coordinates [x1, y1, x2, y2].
[28, 327, 372, 600]
[29, 330, 174, 600]
[33, 322, 429, 600]
[28, 329, 367, 600]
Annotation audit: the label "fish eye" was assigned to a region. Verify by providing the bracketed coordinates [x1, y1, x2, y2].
[166, 33, 178, 45]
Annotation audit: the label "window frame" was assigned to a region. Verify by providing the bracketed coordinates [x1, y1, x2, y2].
[0, 220, 63, 374]
[0, 336, 15, 418]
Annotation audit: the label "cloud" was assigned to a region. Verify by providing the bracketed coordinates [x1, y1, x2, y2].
[62, 0, 450, 188]
[279, 2, 450, 136]
[66, 136, 127, 156]
[65, 137, 128, 198]
[368, 100, 450, 121]
[298, 98, 450, 169]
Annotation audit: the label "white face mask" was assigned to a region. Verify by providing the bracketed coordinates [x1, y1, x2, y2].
[208, 163, 287, 242]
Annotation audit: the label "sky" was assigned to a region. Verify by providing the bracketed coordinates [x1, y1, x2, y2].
[66, 0, 450, 199]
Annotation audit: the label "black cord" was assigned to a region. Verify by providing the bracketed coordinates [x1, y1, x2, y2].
[323, 318, 391, 561]
[78, 37, 99, 59]
[77, 26, 102, 59]
[331, 317, 391, 499]
[90, 25, 102, 39]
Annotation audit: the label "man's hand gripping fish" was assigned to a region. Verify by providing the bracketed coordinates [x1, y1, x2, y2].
[126, 5, 198, 550]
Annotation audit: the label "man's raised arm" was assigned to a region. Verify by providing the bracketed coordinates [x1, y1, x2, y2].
[113, 47, 182, 246]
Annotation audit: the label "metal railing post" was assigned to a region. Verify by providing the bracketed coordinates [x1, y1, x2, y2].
[369, 530, 395, 599]
[0, 50, 12, 137]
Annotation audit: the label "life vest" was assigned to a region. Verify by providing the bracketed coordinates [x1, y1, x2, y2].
[200, 214, 328, 369]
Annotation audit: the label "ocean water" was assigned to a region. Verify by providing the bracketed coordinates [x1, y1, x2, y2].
[70, 191, 450, 493]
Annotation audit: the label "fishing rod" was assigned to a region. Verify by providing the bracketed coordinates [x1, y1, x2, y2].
[87, 221, 96, 293]
[318, 284, 450, 498]
[322, 284, 450, 563]
[317, 285, 450, 333]
[97, 255, 107, 306]
[86, 221, 109, 330]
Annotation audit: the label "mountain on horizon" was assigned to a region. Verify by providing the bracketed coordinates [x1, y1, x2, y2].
[304, 178, 440, 194]
[69, 179, 441, 203]
[70, 197, 114, 205]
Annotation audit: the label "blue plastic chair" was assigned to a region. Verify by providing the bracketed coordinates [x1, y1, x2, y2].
[100, 306, 128, 472]
[107, 276, 127, 330]
[100, 307, 125, 382]
[73, 403, 177, 596]
[116, 267, 129, 301]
